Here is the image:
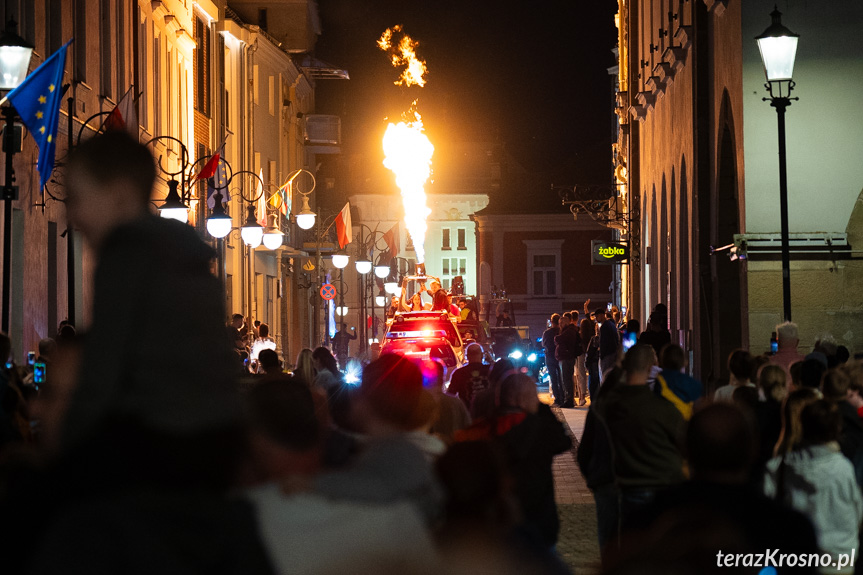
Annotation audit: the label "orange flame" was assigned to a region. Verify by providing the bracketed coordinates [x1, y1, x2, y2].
[377, 25, 427, 87]
[379, 26, 433, 264]
[382, 110, 433, 263]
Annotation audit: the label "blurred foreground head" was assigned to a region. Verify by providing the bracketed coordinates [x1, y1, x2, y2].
[65, 131, 156, 249]
[360, 354, 433, 432]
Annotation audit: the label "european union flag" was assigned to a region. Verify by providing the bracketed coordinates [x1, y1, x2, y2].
[5, 40, 71, 192]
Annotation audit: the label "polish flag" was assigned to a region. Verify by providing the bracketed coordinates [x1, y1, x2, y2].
[103, 87, 139, 139]
[335, 202, 352, 249]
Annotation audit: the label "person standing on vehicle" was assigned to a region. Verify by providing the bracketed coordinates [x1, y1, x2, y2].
[555, 313, 583, 408]
[331, 324, 357, 371]
[542, 314, 562, 406]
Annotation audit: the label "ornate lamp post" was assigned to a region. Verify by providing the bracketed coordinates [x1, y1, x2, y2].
[0, 21, 32, 334]
[757, 7, 799, 322]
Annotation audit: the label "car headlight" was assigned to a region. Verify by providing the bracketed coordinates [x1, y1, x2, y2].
[527, 353, 537, 362]
[508, 350, 523, 360]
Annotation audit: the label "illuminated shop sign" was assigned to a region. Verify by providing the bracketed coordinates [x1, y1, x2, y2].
[591, 241, 629, 265]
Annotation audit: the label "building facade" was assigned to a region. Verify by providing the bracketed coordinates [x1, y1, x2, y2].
[0, 0, 330, 367]
[613, 0, 745, 385]
[613, 0, 863, 384]
[473, 212, 615, 344]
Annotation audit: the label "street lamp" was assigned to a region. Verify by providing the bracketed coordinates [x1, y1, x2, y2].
[374, 264, 390, 279]
[158, 178, 189, 223]
[0, 20, 33, 334]
[757, 6, 799, 322]
[206, 189, 232, 238]
[336, 304, 349, 316]
[262, 213, 285, 250]
[331, 253, 349, 269]
[355, 259, 372, 275]
[375, 294, 387, 307]
[240, 203, 263, 248]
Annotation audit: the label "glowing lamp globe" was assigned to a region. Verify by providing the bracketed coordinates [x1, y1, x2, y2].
[374, 265, 390, 279]
[262, 229, 284, 250]
[207, 213, 232, 238]
[355, 260, 372, 274]
[332, 254, 349, 269]
[375, 295, 387, 307]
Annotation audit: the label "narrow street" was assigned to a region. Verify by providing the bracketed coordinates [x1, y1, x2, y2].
[540, 392, 601, 573]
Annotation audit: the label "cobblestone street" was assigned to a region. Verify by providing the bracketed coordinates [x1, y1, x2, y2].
[542, 393, 601, 574]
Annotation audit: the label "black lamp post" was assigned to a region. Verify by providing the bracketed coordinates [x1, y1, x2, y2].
[0, 21, 33, 334]
[757, 7, 799, 322]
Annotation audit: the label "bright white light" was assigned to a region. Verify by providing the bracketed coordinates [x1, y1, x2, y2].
[207, 216, 232, 238]
[262, 230, 284, 250]
[384, 282, 399, 295]
[336, 305, 349, 316]
[0, 45, 34, 91]
[160, 207, 189, 224]
[757, 35, 798, 82]
[375, 295, 387, 307]
[296, 212, 316, 230]
[374, 265, 390, 279]
[332, 254, 349, 269]
[508, 350, 523, 360]
[356, 260, 372, 274]
[241, 225, 263, 248]
[527, 353, 537, 362]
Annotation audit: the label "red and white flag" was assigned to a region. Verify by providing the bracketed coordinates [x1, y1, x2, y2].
[335, 202, 352, 249]
[103, 87, 139, 139]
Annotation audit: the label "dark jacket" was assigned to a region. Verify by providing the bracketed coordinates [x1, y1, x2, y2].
[554, 324, 583, 362]
[497, 404, 573, 547]
[62, 215, 242, 450]
[599, 384, 685, 489]
[598, 320, 620, 360]
[541, 326, 559, 357]
[837, 400, 863, 487]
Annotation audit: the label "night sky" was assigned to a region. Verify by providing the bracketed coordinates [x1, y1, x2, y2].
[313, 0, 619, 213]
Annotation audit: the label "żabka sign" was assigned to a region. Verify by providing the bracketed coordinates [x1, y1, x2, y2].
[591, 241, 629, 265]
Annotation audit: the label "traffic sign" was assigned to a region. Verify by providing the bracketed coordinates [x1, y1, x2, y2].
[320, 283, 336, 300]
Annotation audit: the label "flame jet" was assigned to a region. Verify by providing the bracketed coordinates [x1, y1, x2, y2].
[379, 26, 433, 264]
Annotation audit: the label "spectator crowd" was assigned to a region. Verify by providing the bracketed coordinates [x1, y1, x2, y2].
[1, 131, 862, 575]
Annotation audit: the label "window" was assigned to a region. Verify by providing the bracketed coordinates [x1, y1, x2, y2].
[138, 13, 148, 131]
[100, 0, 113, 99]
[268, 76, 274, 116]
[153, 36, 161, 134]
[524, 239, 563, 298]
[532, 255, 556, 296]
[441, 257, 466, 290]
[75, 0, 87, 82]
[194, 17, 210, 116]
[441, 228, 451, 250]
[457, 228, 466, 250]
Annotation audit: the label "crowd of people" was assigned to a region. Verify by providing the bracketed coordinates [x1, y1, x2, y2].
[577, 315, 863, 574]
[2, 131, 862, 575]
[0, 131, 576, 574]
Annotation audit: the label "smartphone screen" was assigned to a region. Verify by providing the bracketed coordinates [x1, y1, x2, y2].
[27, 351, 36, 366]
[33, 362, 46, 385]
[770, 340, 778, 354]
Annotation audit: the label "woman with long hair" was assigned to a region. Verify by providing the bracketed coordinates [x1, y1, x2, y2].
[293, 348, 316, 387]
[312, 347, 342, 392]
